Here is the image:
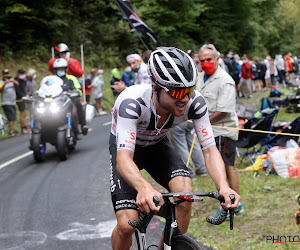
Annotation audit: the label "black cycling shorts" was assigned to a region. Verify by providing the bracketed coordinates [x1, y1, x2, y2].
[215, 136, 236, 167]
[109, 133, 190, 213]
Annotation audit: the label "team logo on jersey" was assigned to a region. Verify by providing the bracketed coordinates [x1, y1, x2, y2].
[119, 98, 141, 119]
[127, 129, 135, 140]
[188, 95, 207, 119]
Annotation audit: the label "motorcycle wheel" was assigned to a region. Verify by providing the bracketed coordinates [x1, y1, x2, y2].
[57, 130, 67, 161]
[32, 133, 46, 162]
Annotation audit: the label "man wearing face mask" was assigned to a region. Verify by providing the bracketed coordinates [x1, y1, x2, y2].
[196, 44, 245, 218]
[25, 69, 37, 97]
[14, 68, 30, 134]
[126, 53, 151, 85]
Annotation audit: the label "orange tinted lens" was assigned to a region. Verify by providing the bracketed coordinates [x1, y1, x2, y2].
[168, 87, 194, 99]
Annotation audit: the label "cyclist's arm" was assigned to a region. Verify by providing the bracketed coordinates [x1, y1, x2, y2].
[114, 96, 162, 213]
[189, 93, 239, 208]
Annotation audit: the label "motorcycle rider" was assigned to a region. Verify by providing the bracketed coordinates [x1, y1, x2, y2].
[53, 58, 88, 136]
[48, 43, 84, 77]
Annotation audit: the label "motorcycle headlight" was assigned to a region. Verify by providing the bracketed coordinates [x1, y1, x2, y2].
[50, 102, 60, 113]
[36, 102, 45, 113]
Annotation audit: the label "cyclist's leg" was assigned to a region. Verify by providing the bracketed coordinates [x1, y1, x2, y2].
[111, 209, 138, 250]
[169, 176, 193, 233]
[109, 134, 139, 250]
[138, 136, 192, 234]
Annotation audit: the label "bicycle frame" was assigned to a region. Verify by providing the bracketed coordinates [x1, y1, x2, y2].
[133, 196, 182, 250]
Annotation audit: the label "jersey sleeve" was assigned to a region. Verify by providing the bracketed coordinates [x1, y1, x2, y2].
[115, 97, 142, 152]
[188, 91, 215, 150]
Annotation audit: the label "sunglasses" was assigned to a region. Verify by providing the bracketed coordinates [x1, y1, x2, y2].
[157, 83, 195, 99]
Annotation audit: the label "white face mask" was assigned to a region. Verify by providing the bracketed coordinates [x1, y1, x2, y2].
[18, 74, 26, 80]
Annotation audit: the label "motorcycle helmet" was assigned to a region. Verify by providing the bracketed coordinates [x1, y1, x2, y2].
[56, 43, 69, 53]
[53, 58, 68, 77]
[148, 47, 198, 88]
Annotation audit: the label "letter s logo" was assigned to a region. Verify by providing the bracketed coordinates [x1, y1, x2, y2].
[130, 132, 135, 140]
[202, 128, 207, 137]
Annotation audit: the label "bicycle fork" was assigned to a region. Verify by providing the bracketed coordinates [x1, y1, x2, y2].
[157, 198, 181, 249]
[134, 230, 147, 250]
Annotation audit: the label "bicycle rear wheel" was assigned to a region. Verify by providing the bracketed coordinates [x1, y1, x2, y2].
[171, 234, 204, 250]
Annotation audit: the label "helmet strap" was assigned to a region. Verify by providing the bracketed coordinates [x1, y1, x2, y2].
[155, 85, 161, 103]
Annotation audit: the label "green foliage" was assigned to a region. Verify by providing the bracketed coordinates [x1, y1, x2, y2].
[0, 0, 300, 64]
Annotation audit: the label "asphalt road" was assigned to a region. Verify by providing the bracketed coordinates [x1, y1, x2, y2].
[0, 114, 164, 250]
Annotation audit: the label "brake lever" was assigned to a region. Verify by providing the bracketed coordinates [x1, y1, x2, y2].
[229, 194, 235, 230]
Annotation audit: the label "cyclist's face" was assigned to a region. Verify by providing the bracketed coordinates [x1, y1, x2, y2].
[158, 87, 190, 117]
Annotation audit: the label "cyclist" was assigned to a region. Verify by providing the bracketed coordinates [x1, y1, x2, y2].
[109, 47, 240, 250]
[53, 58, 88, 136]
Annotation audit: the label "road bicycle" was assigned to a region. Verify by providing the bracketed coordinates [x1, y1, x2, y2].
[129, 192, 235, 249]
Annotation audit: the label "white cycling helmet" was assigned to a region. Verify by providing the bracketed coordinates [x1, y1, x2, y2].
[148, 47, 198, 88]
[53, 58, 68, 69]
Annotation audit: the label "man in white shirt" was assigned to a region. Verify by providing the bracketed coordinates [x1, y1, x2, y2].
[126, 53, 152, 85]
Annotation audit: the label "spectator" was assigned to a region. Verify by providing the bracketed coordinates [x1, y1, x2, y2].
[196, 44, 245, 218]
[275, 54, 286, 85]
[0, 69, 19, 136]
[48, 43, 84, 77]
[91, 69, 107, 115]
[233, 54, 241, 97]
[188, 50, 202, 72]
[285, 52, 293, 82]
[85, 68, 96, 104]
[142, 50, 152, 64]
[253, 57, 264, 91]
[25, 68, 37, 97]
[126, 53, 151, 85]
[121, 66, 135, 87]
[169, 121, 207, 178]
[218, 53, 229, 73]
[111, 63, 123, 101]
[240, 54, 252, 98]
[14, 68, 30, 134]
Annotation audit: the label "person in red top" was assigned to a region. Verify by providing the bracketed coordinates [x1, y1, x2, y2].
[48, 43, 84, 77]
[239, 54, 252, 98]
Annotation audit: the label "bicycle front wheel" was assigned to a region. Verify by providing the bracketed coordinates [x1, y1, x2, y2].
[171, 234, 204, 250]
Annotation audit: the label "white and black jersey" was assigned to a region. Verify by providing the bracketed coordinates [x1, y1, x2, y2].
[111, 84, 215, 151]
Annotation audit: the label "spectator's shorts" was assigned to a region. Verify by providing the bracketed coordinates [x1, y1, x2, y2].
[109, 134, 190, 213]
[215, 136, 237, 167]
[2, 105, 16, 121]
[16, 99, 26, 112]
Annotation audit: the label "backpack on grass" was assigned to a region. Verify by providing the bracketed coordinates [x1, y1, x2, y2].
[259, 97, 273, 111]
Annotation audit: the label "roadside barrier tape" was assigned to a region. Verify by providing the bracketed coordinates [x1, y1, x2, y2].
[187, 120, 300, 137]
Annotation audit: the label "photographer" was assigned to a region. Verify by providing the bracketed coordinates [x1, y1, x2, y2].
[0, 69, 19, 136]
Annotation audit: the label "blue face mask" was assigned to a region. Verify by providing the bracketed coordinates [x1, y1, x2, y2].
[57, 71, 66, 77]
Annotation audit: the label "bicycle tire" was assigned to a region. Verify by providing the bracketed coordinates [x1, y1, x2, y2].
[171, 234, 204, 250]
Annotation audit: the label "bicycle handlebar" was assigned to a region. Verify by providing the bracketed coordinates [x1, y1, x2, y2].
[128, 192, 235, 231]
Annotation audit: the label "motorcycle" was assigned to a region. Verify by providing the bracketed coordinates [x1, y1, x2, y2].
[25, 75, 79, 162]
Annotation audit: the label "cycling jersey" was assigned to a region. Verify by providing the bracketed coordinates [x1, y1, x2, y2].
[111, 84, 215, 152]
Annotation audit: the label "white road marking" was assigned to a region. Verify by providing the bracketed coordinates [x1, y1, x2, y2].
[0, 151, 33, 170]
[56, 220, 117, 240]
[103, 121, 112, 126]
[0, 231, 47, 249]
